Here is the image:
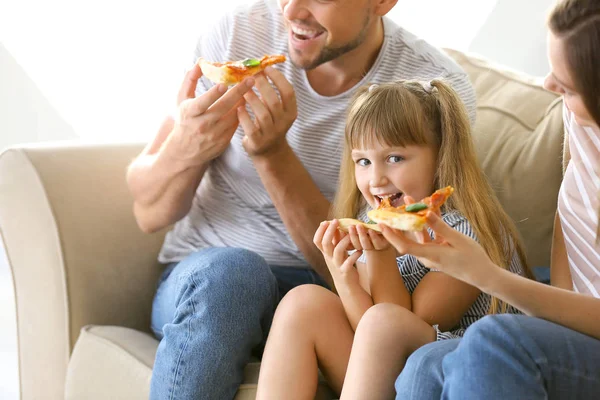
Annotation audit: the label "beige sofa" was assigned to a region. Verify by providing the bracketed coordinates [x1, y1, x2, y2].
[0, 49, 564, 400]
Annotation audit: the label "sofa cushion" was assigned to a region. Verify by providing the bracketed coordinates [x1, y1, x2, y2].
[445, 48, 564, 267]
[65, 325, 336, 400]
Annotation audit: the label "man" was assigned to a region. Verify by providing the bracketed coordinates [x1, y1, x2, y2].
[127, 0, 476, 398]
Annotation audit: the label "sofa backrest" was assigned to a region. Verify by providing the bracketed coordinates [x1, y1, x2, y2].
[446, 48, 564, 267]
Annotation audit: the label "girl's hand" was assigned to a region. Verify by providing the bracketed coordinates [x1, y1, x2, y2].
[314, 220, 363, 288]
[379, 212, 497, 288]
[347, 224, 391, 251]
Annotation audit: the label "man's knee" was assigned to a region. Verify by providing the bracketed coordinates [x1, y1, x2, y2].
[180, 247, 278, 307]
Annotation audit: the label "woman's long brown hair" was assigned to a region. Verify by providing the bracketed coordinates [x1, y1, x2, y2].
[548, 0, 600, 239]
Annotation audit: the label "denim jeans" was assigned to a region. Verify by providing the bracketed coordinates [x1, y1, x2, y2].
[396, 314, 600, 400]
[149, 247, 328, 400]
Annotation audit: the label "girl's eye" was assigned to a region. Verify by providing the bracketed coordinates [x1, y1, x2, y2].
[356, 158, 371, 166]
[388, 155, 404, 163]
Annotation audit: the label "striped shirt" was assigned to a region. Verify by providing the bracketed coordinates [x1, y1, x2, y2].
[558, 106, 600, 297]
[360, 210, 525, 340]
[158, 0, 476, 266]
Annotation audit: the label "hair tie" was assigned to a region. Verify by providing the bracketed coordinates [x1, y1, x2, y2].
[423, 81, 434, 94]
[368, 84, 379, 92]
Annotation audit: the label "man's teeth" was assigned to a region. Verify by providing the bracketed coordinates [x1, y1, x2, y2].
[291, 26, 321, 38]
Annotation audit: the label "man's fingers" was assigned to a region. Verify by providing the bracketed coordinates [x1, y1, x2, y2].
[253, 73, 282, 115]
[265, 66, 297, 113]
[238, 106, 257, 137]
[182, 83, 228, 117]
[190, 78, 255, 119]
[244, 90, 274, 127]
[177, 63, 203, 105]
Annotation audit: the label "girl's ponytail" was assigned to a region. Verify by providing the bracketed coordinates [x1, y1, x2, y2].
[429, 79, 532, 314]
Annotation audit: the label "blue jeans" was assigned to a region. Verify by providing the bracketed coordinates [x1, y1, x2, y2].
[396, 314, 600, 399]
[149, 247, 328, 400]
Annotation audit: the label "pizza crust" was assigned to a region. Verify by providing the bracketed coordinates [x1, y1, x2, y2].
[366, 209, 427, 231]
[337, 218, 382, 232]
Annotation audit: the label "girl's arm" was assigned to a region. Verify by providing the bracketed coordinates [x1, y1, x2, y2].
[336, 278, 374, 331]
[314, 220, 373, 331]
[381, 212, 600, 340]
[354, 225, 481, 331]
[550, 212, 573, 289]
[366, 247, 411, 309]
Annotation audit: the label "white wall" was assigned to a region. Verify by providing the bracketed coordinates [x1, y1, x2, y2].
[469, 0, 554, 76]
[0, 43, 77, 150]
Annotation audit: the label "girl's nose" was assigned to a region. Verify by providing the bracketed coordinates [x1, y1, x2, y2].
[369, 167, 389, 187]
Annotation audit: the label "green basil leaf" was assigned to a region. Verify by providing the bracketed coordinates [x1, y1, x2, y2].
[241, 58, 260, 67]
[405, 203, 428, 213]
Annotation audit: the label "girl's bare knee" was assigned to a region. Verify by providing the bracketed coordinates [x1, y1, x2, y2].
[275, 284, 341, 325]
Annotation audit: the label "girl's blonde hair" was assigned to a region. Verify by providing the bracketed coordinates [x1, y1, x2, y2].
[332, 79, 532, 313]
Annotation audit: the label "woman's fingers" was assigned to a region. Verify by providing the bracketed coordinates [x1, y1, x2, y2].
[403, 195, 416, 205]
[424, 212, 453, 244]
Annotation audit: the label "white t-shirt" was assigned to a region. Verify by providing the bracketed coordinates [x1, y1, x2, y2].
[558, 105, 600, 297]
[158, 0, 476, 267]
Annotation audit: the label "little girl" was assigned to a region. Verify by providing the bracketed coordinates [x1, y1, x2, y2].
[255, 79, 531, 399]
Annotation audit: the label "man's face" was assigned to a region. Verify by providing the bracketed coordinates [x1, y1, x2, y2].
[279, 0, 373, 70]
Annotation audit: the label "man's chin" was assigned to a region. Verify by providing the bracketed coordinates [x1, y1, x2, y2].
[288, 51, 320, 71]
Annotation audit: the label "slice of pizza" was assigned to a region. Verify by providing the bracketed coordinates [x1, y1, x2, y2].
[337, 218, 382, 233]
[198, 55, 287, 85]
[366, 186, 454, 231]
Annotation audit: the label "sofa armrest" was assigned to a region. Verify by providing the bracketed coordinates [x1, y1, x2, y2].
[0, 142, 167, 400]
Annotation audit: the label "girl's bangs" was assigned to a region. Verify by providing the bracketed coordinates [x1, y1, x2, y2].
[346, 90, 430, 150]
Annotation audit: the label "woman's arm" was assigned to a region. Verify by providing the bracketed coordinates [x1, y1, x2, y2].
[480, 265, 600, 339]
[550, 213, 573, 289]
[381, 212, 600, 340]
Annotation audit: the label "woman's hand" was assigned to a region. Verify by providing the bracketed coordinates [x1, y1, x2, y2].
[379, 211, 498, 288]
[314, 220, 363, 289]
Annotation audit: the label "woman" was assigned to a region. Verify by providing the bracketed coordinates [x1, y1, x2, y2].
[384, 0, 600, 398]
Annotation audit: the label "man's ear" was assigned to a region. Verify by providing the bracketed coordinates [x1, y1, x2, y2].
[373, 0, 398, 16]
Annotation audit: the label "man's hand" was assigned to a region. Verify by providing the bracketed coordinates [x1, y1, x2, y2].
[237, 67, 297, 157]
[165, 64, 255, 168]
